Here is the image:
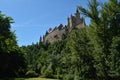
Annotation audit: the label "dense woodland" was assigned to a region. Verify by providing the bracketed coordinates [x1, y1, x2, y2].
[0, 0, 120, 80]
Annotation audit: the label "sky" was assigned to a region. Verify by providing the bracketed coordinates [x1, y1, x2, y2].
[0, 0, 107, 46]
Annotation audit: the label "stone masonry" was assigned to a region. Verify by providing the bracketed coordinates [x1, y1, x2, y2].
[43, 9, 86, 43]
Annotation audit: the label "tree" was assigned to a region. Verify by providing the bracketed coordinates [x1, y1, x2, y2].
[78, 0, 120, 79]
[108, 37, 120, 79]
[64, 29, 96, 79]
[0, 11, 26, 77]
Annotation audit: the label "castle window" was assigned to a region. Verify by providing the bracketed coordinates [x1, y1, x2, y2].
[54, 35, 59, 39]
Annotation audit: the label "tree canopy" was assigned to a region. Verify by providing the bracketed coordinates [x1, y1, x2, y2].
[0, 0, 120, 79]
[0, 11, 26, 77]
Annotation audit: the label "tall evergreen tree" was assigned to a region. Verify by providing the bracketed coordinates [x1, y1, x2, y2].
[65, 29, 96, 80]
[79, 0, 120, 79]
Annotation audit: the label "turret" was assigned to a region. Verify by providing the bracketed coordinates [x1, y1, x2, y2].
[67, 9, 85, 32]
[75, 9, 80, 18]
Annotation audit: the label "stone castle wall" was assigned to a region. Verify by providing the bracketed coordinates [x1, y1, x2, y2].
[44, 28, 66, 43]
[44, 10, 85, 43]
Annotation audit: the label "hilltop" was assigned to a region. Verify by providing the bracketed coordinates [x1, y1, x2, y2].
[43, 9, 86, 43]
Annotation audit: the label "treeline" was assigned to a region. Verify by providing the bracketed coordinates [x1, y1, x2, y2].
[0, 0, 120, 80]
[22, 0, 120, 80]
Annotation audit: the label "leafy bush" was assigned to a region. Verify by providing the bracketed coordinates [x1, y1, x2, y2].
[25, 70, 38, 77]
[63, 74, 74, 80]
[42, 69, 54, 78]
[74, 75, 80, 80]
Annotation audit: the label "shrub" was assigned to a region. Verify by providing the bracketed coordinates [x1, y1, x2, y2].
[25, 70, 38, 77]
[63, 74, 74, 80]
[42, 69, 54, 78]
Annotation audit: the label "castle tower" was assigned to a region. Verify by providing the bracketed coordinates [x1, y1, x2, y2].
[75, 9, 81, 25]
[68, 9, 83, 32]
[75, 9, 80, 19]
[68, 15, 75, 29]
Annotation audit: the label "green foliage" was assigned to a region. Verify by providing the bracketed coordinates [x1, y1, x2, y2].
[25, 70, 38, 77]
[65, 29, 96, 79]
[78, 0, 120, 79]
[108, 36, 120, 79]
[0, 11, 26, 77]
[18, 0, 120, 79]
[63, 74, 74, 80]
[42, 68, 53, 78]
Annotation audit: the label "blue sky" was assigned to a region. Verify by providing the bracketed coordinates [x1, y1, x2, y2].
[0, 0, 107, 46]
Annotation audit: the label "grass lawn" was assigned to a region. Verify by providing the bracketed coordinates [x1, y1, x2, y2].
[17, 78, 58, 80]
[0, 78, 58, 80]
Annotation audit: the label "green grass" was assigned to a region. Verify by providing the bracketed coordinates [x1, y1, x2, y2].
[0, 78, 58, 80]
[16, 78, 58, 80]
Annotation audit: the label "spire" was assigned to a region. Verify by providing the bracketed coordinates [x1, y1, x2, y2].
[76, 8, 79, 13]
[71, 14, 73, 17]
[75, 8, 80, 18]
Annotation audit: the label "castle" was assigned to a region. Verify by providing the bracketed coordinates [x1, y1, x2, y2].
[43, 9, 86, 43]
